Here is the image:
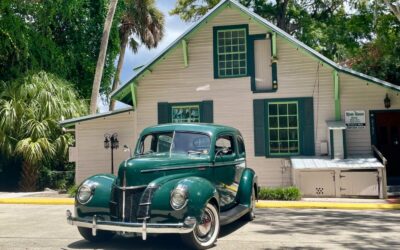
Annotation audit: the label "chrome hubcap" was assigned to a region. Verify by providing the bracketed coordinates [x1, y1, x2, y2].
[195, 207, 215, 242]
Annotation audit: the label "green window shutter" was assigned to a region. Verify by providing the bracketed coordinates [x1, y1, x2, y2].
[253, 99, 266, 156]
[200, 101, 213, 123]
[272, 62, 278, 89]
[299, 98, 315, 156]
[157, 102, 170, 124]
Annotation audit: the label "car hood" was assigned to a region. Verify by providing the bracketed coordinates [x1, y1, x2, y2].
[117, 153, 211, 187]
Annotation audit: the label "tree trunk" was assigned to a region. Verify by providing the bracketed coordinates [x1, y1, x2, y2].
[384, 0, 400, 22]
[89, 0, 119, 114]
[19, 161, 38, 192]
[109, 32, 129, 111]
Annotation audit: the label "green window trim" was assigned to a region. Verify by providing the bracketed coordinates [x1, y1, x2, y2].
[158, 101, 213, 124]
[249, 33, 278, 93]
[171, 104, 200, 123]
[253, 97, 315, 158]
[213, 24, 249, 79]
[267, 101, 300, 156]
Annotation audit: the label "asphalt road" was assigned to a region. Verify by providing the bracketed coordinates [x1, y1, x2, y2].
[0, 205, 399, 249]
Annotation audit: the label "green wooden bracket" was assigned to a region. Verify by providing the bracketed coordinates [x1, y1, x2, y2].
[333, 70, 341, 120]
[182, 39, 188, 67]
[272, 32, 277, 58]
[130, 83, 137, 108]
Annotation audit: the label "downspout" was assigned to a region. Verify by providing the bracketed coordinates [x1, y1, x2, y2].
[333, 70, 341, 121]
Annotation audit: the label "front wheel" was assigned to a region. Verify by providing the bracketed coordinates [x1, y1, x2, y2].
[182, 203, 220, 249]
[77, 227, 115, 242]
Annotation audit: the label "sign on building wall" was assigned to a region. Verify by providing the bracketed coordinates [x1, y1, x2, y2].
[345, 110, 366, 128]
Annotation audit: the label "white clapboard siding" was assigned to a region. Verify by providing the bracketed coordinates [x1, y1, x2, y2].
[340, 74, 400, 155]
[133, 7, 338, 187]
[75, 111, 136, 183]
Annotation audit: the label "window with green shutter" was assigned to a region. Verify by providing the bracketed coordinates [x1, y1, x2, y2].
[253, 98, 315, 157]
[213, 25, 248, 78]
[171, 105, 200, 123]
[158, 101, 213, 124]
[267, 102, 300, 156]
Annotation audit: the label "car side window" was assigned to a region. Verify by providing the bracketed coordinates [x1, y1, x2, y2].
[216, 135, 235, 155]
[237, 136, 245, 157]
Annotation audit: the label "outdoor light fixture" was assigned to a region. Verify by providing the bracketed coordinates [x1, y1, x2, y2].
[384, 94, 391, 109]
[104, 133, 119, 174]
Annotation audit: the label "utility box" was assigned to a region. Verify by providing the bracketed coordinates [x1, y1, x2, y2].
[291, 157, 385, 198]
[327, 121, 347, 159]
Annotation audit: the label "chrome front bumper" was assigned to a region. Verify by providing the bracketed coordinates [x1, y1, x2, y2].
[66, 210, 195, 240]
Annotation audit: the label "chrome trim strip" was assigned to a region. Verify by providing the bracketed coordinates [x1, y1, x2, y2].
[115, 185, 147, 190]
[141, 165, 210, 173]
[122, 170, 126, 221]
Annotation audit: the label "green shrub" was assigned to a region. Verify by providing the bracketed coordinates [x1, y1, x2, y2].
[258, 186, 301, 201]
[67, 185, 78, 197]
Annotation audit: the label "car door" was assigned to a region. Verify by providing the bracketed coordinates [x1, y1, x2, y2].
[213, 133, 238, 211]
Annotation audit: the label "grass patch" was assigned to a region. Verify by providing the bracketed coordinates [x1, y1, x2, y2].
[258, 186, 301, 201]
[67, 185, 78, 198]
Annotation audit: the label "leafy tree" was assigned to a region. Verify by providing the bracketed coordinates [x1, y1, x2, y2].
[109, 0, 165, 111]
[0, 0, 121, 99]
[0, 71, 87, 191]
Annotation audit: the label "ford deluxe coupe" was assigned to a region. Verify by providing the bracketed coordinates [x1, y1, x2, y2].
[67, 124, 258, 249]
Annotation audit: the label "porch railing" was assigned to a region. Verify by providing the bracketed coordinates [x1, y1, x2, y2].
[372, 145, 388, 199]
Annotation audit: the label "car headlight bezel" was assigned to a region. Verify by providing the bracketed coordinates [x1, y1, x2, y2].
[77, 183, 95, 205]
[170, 185, 188, 210]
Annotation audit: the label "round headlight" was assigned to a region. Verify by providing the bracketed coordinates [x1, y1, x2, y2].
[170, 187, 188, 210]
[77, 184, 94, 204]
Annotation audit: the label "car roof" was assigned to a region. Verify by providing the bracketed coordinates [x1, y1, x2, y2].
[141, 123, 240, 137]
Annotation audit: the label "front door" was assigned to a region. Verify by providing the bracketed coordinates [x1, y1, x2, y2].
[371, 111, 400, 185]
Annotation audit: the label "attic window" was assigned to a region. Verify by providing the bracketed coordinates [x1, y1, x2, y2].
[213, 25, 248, 78]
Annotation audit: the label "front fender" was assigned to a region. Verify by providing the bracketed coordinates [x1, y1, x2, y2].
[75, 174, 117, 219]
[150, 176, 219, 223]
[237, 168, 258, 207]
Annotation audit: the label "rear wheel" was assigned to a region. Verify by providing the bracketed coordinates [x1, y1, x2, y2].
[242, 187, 256, 221]
[77, 227, 115, 242]
[182, 203, 220, 249]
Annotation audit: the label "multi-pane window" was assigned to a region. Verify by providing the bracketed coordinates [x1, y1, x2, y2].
[268, 102, 300, 155]
[216, 27, 247, 78]
[171, 105, 200, 123]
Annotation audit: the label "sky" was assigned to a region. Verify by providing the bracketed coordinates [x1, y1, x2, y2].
[105, 0, 193, 111]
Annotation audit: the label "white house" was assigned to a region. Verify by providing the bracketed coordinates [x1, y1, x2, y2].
[61, 0, 400, 198]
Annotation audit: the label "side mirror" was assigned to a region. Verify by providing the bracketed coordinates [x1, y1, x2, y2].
[123, 145, 131, 158]
[213, 147, 229, 164]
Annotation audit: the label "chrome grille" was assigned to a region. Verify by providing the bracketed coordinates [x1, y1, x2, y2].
[110, 186, 146, 222]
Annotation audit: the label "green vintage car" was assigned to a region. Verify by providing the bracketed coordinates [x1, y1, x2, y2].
[66, 123, 258, 249]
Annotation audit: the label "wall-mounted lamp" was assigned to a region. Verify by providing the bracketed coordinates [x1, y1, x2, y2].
[104, 133, 119, 174]
[384, 94, 391, 109]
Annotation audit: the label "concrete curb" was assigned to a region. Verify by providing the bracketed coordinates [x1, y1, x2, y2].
[0, 198, 399, 210]
[0, 198, 74, 205]
[256, 200, 400, 210]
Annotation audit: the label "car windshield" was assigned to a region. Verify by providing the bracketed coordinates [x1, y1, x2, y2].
[137, 131, 211, 156]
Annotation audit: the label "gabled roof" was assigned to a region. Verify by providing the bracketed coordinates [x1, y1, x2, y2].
[111, 0, 400, 106]
[59, 107, 133, 128]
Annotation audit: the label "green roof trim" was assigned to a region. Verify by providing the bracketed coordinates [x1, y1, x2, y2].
[111, 0, 400, 105]
[59, 107, 134, 128]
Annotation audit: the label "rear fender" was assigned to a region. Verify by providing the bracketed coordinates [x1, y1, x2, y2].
[237, 168, 258, 207]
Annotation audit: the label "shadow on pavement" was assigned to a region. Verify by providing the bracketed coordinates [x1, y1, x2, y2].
[67, 219, 249, 250]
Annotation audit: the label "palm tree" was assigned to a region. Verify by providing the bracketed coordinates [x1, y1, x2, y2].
[0, 71, 87, 191]
[90, 0, 119, 114]
[109, 0, 164, 111]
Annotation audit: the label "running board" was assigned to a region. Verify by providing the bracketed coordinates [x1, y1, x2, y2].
[220, 204, 249, 226]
